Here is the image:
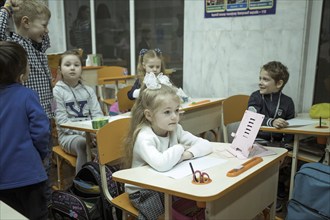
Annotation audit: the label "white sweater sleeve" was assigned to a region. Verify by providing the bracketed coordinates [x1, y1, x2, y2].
[133, 127, 185, 172]
[175, 124, 213, 158]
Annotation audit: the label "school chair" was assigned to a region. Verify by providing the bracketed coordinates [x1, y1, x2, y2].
[52, 145, 77, 190]
[117, 85, 135, 113]
[97, 66, 128, 115]
[221, 94, 250, 143]
[96, 117, 139, 220]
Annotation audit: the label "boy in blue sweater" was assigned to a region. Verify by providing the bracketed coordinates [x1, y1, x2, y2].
[0, 41, 50, 219]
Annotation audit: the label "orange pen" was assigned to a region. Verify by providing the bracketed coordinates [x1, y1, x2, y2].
[227, 157, 263, 177]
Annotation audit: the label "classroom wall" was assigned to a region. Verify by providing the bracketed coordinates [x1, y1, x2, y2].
[183, 0, 321, 113]
[47, 0, 322, 113]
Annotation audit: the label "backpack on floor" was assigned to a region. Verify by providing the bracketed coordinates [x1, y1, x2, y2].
[50, 190, 102, 220]
[286, 162, 330, 220]
[50, 162, 123, 220]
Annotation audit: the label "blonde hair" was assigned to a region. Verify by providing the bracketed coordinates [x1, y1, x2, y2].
[123, 84, 180, 168]
[13, 0, 51, 27]
[136, 49, 166, 84]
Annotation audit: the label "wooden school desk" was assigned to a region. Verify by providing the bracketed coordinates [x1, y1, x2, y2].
[113, 143, 287, 220]
[98, 75, 135, 94]
[59, 114, 130, 160]
[59, 98, 224, 143]
[180, 98, 225, 141]
[0, 201, 28, 220]
[260, 115, 330, 199]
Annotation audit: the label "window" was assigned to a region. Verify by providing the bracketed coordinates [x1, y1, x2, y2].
[135, 0, 184, 87]
[63, 0, 183, 86]
[313, 0, 330, 104]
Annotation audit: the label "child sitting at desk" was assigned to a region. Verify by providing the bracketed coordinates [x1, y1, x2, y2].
[53, 50, 103, 174]
[0, 41, 50, 219]
[127, 48, 166, 100]
[247, 61, 295, 211]
[123, 72, 213, 220]
[248, 61, 295, 145]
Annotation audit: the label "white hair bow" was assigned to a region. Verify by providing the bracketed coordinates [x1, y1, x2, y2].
[143, 72, 172, 89]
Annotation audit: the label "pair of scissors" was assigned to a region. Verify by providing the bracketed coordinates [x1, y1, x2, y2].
[193, 170, 210, 183]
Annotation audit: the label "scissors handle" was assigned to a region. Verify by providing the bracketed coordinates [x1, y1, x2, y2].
[194, 171, 210, 183]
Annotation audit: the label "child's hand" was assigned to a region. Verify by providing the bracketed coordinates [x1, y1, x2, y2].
[178, 151, 193, 163]
[272, 118, 288, 129]
[182, 144, 191, 150]
[5, 0, 20, 12]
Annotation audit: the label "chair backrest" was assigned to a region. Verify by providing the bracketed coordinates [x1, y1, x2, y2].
[96, 117, 131, 165]
[97, 66, 126, 85]
[222, 94, 250, 143]
[117, 86, 135, 112]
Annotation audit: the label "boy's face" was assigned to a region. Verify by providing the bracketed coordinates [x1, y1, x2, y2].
[144, 94, 180, 137]
[26, 14, 49, 43]
[143, 57, 162, 74]
[259, 69, 282, 94]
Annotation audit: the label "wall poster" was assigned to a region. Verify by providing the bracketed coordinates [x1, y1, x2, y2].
[205, 0, 276, 18]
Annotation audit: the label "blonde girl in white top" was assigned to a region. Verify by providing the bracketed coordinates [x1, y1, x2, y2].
[123, 73, 212, 220]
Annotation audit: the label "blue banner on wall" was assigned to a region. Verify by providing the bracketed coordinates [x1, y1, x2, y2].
[205, 0, 276, 18]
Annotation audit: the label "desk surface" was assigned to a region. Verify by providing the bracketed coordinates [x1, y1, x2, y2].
[260, 117, 330, 136]
[59, 98, 223, 133]
[180, 98, 224, 112]
[112, 142, 287, 202]
[60, 114, 130, 133]
[83, 66, 102, 70]
[0, 201, 27, 219]
[99, 75, 135, 83]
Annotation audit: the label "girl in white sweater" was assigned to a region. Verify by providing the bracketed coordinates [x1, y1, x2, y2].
[123, 72, 212, 220]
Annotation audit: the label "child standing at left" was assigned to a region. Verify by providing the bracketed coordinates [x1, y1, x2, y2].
[0, 41, 50, 220]
[53, 50, 104, 174]
[0, 0, 54, 202]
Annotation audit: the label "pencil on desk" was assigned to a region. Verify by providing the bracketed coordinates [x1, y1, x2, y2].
[189, 162, 198, 182]
[189, 99, 211, 106]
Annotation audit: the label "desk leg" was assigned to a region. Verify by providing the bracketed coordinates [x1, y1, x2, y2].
[164, 194, 173, 220]
[115, 81, 119, 99]
[289, 134, 299, 199]
[323, 137, 330, 165]
[86, 132, 92, 161]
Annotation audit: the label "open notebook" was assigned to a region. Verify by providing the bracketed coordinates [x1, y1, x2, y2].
[227, 110, 276, 159]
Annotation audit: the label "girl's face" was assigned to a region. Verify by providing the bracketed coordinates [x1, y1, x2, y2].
[145, 94, 180, 137]
[27, 15, 49, 43]
[259, 69, 282, 94]
[143, 57, 162, 74]
[60, 55, 82, 87]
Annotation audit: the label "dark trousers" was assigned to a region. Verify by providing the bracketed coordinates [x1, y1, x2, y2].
[0, 181, 48, 220]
